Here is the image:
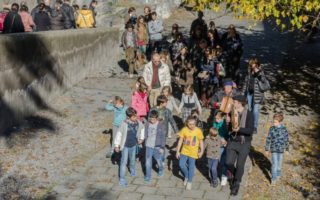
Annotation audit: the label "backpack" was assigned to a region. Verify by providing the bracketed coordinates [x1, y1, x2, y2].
[0, 12, 8, 32]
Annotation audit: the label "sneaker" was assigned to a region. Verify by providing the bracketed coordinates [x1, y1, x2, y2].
[183, 178, 188, 186]
[186, 182, 192, 190]
[271, 180, 276, 186]
[221, 176, 228, 186]
[212, 179, 219, 188]
[168, 135, 172, 139]
[130, 171, 137, 177]
[158, 170, 164, 177]
[129, 74, 134, 78]
[144, 177, 150, 183]
[119, 179, 128, 187]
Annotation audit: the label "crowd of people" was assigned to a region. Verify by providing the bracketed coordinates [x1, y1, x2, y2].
[106, 6, 290, 197]
[0, 0, 97, 33]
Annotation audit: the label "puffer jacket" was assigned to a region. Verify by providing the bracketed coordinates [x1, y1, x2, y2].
[60, 3, 75, 29]
[50, 9, 64, 30]
[265, 124, 289, 153]
[143, 61, 171, 88]
[242, 70, 268, 104]
[76, 9, 94, 28]
[148, 19, 163, 41]
[19, 11, 35, 32]
[114, 120, 145, 150]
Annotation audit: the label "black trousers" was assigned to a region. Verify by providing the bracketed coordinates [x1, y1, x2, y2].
[225, 139, 251, 183]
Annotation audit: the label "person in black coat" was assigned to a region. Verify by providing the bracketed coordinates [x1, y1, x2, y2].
[50, 0, 64, 30]
[225, 95, 254, 196]
[2, 3, 24, 34]
[34, 3, 51, 31]
[60, 0, 75, 29]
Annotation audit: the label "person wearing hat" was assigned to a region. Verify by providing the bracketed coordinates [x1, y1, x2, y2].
[210, 78, 240, 115]
[225, 94, 254, 196]
[121, 22, 137, 78]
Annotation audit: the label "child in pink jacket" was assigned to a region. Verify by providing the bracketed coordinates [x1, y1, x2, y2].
[131, 83, 149, 121]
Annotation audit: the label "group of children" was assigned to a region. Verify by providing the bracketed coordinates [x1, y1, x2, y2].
[106, 5, 290, 194]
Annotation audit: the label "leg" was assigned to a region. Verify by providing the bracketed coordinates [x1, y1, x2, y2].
[253, 103, 261, 130]
[179, 154, 189, 181]
[276, 153, 283, 178]
[187, 157, 196, 182]
[153, 88, 161, 107]
[149, 89, 156, 108]
[128, 146, 137, 176]
[119, 147, 129, 185]
[145, 147, 154, 181]
[247, 94, 253, 111]
[220, 147, 227, 178]
[154, 148, 164, 176]
[271, 152, 278, 182]
[128, 48, 136, 75]
[207, 158, 214, 183]
[234, 141, 251, 183]
[225, 142, 239, 176]
[211, 159, 219, 184]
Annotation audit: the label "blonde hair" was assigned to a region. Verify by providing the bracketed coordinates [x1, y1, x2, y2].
[248, 58, 260, 71]
[209, 127, 218, 138]
[273, 113, 284, 122]
[184, 84, 194, 95]
[161, 86, 172, 95]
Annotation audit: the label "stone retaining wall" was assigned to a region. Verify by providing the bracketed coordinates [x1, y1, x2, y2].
[0, 27, 119, 133]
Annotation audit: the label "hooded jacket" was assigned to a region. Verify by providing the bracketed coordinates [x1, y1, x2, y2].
[76, 9, 94, 28]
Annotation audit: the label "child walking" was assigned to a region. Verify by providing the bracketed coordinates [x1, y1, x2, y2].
[179, 85, 202, 122]
[265, 113, 289, 185]
[105, 96, 128, 158]
[176, 116, 204, 190]
[213, 112, 229, 186]
[131, 83, 149, 121]
[204, 128, 222, 187]
[144, 110, 166, 182]
[114, 107, 145, 186]
[162, 86, 179, 138]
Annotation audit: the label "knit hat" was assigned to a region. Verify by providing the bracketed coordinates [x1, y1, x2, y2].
[223, 78, 233, 86]
[233, 95, 247, 104]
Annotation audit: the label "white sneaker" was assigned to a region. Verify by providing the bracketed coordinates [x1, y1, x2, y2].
[183, 178, 188, 186]
[221, 176, 228, 186]
[186, 182, 192, 190]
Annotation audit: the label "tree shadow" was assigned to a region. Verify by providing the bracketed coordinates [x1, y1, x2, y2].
[0, 33, 65, 143]
[118, 59, 128, 73]
[166, 139, 184, 180]
[249, 146, 271, 183]
[85, 187, 115, 200]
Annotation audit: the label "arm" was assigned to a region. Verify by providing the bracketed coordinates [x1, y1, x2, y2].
[167, 110, 179, 133]
[283, 128, 289, 152]
[29, 15, 35, 27]
[171, 97, 180, 113]
[198, 139, 204, 158]
[148, 22, 157, 34]
[105, 103, 115, 111]
[176, 136, 184, 159]
[194, 94, 202, 114]
[238, 111, 254, 136]
[162, 64, 171, 86]
[121, 32, 127, 49]
[178, 95, 185, 112]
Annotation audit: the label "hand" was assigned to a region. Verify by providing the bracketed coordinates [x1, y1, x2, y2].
[114, 147, 120, 153]
[108, 99, 113, 103]
[226, 115, 231, 123]
[265, 151, 270, 157]
[147, 85, 152, 92]
[221, 139, 227, 146]
[159, 149, 164, 154]
[138, 139, 143, 144]
[285, 151, 290, 156]
[176, 151, 180, 159]
[232, 127, 240, 132]
[198, 151, 203, 158]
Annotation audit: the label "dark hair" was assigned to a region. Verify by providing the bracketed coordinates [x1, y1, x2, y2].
[126, 107, 137, 117]
[20, 5, 28, 12]
[185, 116, 196, 126]
[125, 22, 134, 29]
[151, 11, 157, 16]
[128, 7, 136, 13]
[11, 3, 19, 11]
[82, 5, 88, 9]
[156, 95, 168, 106]
[149, 110, 159, 119]
[208, 29, 216, 39]
[138, 83, 147, 92]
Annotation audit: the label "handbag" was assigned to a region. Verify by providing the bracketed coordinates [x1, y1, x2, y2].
[258, 78, 271, 92]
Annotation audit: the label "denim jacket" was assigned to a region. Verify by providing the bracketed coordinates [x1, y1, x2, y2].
[265, 125, 289, 153]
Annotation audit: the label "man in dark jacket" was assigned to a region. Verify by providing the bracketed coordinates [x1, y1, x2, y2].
[31, 0, 52, 21]
[60, 0, 75, 29]
[34, 3, 51, 31]
[2, 3, 24, 34]
[225, 95, 254, 196]
[50, 0, 64, 30]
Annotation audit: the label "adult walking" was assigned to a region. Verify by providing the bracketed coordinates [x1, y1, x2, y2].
[225, 95, 254, 196]
[242, 58, 270, 134]
[143, 53, 171, 108]
[147, 12, 164, 57]
[2, 3, 24, 34]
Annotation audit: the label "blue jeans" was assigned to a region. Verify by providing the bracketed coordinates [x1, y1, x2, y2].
[271, 152, 283, 182]
[247, 93, 261, 129]
[145, 147, 164, 180]
[119, 146, 136, 182]
[179, 154, 196, 182]
[220, 147, 227, 178]
[208, 158, 219, 182]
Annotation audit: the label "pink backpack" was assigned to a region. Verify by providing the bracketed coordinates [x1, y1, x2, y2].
[0, 12, 8, 32]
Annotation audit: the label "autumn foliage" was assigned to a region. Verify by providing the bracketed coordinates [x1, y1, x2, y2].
[186, 0, 320, 30]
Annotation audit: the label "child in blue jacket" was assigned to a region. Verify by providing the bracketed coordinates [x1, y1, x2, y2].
[265, 113, 289, 185]
[105, 96, 128, 158]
